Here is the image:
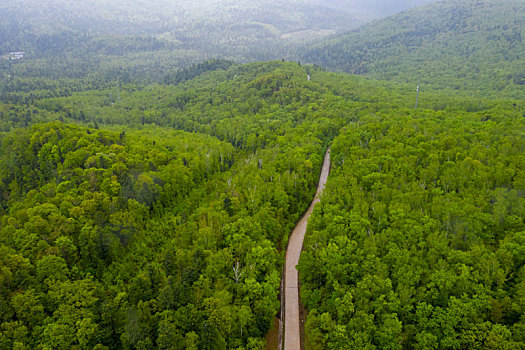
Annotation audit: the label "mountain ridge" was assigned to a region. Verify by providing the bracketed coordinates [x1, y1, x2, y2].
[300, 0, 525, 98]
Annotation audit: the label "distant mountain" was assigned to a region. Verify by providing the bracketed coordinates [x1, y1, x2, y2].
[0, 0, 361, 58]
[301, 0, 525, 98]
[306, 0, 436, 17]
[0, 0, 442, 63]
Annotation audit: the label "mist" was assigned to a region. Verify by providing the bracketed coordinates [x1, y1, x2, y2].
[0, 0, 438, 39]
[0, 0, 438, 81]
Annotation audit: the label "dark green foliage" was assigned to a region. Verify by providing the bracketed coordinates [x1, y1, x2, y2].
[0, 0, 437, 91]
[301, 0, 525, 99]
[0, 0, 366, 88]
[164, 59, 234, 85]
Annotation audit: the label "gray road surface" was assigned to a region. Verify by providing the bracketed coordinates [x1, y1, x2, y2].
[283, 149, 331, 350]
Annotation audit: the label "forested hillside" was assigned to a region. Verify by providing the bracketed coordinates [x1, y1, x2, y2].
[0, 0, 355, 88]
[0, 0, 436, 56]
[0, 0, 361, 71]
[1, 59, 523, 349]
[301, 0, 525, 98]
[0, 0, 524, 348]
[0, 0, 442, 86]
[308, 0, 435, 17]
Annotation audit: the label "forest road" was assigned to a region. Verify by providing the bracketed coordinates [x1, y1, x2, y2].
[282, 148, 331, 350]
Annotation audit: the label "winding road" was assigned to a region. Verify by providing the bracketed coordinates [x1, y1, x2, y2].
[282, 149, 331, 350]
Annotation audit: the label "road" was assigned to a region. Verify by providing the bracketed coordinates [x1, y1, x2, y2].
[283, 148, 331, 350]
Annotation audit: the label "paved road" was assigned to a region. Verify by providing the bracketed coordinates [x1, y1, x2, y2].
[283, 149, 331, 350]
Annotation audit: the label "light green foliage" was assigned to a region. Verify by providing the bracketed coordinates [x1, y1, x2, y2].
[0, 59, 523, 349]
[299, 107, 525, 348]
[0, 62, 337, 348]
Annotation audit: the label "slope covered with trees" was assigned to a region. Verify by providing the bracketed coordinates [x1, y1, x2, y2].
[1, 0, 437, 57]
[0, 0, 442, 86]
[301, 0, 525, 99]
[308, 0, 435, 17]
[0, 0, 362, 76]
[0, 0, 358, 90]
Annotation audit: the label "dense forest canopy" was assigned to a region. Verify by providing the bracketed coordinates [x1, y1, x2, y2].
[0, 0, 440, 85]
[0, 0, 524, 348]
[0, 58, 523, 349]
[301, 0, 525, 99]
[0, 0, 436, 49]
[299, 106, 524, 349]
[308, 0, 435, 17]
[0, 0, 364, 59]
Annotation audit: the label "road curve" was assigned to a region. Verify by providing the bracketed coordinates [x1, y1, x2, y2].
[283, 149, 331, 350]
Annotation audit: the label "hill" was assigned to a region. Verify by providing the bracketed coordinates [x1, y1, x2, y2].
[0, 0, 361, 84]
[300, 0, 525, 98]
[307, 0, 435, 17]
[0, 0, 442, 84]
[0, 0, 362, 58]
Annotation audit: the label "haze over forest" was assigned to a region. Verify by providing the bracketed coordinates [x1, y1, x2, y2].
[0, 0, 434, 59]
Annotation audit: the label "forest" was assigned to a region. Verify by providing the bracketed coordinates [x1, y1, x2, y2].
[0, 0, 524, 349]
[301, 0, 525, 99]
[0, 0, 363, 81]
[299, 106, 524, 348]
[0, 0, 438, 87]
[0, 58, 522, 349]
